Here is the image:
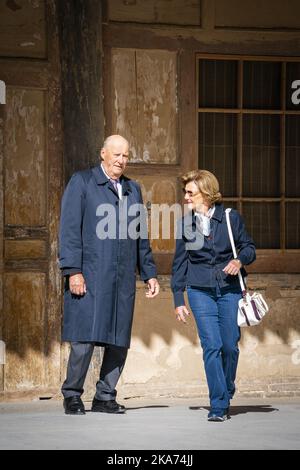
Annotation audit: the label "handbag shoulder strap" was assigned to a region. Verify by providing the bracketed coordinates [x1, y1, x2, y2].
[225, 208, 246, 294]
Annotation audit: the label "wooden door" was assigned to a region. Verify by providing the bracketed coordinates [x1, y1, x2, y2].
[0, 0, 62, 397]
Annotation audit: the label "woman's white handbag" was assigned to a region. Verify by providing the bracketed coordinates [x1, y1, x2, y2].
[237, 291, 269, 327]
[225, 209, 269, 327]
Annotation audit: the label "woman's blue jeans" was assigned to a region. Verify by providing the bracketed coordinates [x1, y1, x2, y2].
[187, 286, 241, 412]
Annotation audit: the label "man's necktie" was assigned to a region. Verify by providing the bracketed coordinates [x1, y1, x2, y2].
[110, 178, 121, 199]
[110, 178, 119, 192]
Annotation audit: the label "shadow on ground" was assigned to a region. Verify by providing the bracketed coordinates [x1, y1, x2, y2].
[85, 405, 170, 412]
[189, 405, 279, 415]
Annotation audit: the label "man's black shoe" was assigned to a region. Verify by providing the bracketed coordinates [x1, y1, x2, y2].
[64, 396, 86, 415]
[91, 398, 126, 414]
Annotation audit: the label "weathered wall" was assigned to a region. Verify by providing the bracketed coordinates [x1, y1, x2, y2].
[0, 0, 300, 400]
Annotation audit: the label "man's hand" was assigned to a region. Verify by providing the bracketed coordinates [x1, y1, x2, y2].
[69, 273, 87, 296]
[175, 305, 190, 324]
[146, 278, 160, 298]
[223, 259, 242, 276]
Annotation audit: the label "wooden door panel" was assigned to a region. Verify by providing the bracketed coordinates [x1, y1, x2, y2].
[111, 48, 178, 164]
[5, 88, 46, 226]
[5, 240, 47, 260]
[0, 0, 47, 59]
[3, 272, 46, 391]
[111, 49, 139, 159]
[136, 49, 178, 164]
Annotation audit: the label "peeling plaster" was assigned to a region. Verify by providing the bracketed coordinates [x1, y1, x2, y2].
[20, 41, 35, 47]
[29, 0, 40, 8]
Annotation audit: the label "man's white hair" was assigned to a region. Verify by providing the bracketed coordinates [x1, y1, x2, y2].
[102, 135, 129, 150]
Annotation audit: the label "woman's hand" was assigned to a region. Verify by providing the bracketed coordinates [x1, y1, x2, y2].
[175, 305, 190, 324]
[223, 259, 242, 276]
[146, 278, 160, 298]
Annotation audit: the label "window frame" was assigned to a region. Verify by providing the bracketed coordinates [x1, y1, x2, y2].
[196, 53, 300, 273]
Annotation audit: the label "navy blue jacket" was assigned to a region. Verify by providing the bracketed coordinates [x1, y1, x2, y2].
[171, 203, 256, 307]
[59, 166, 157, 347]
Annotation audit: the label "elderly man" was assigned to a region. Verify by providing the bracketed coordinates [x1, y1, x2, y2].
[59, 135, 159, 415]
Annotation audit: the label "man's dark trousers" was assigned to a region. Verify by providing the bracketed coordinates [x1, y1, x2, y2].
[61, 342, 128, 400]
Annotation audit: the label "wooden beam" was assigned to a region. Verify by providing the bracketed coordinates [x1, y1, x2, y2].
[0, 60, 49, 89]
[126, 164, 182, 177]
[180, 50, 197, 173]
[57, 0, 104, 183]
[154, 252, 300, 275]
[247, 252, 300, 273]
[103, 23, 300, 58]
[4, 226, 48, 239]
[4, 259, 49, 272]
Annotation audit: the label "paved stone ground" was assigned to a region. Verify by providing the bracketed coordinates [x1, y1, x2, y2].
[0, 396, 299, 450]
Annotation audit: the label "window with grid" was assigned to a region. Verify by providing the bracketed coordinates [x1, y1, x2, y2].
[197, 55, 300, 271]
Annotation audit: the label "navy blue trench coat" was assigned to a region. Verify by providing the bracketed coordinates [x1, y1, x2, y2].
[59, 166, 157, 348]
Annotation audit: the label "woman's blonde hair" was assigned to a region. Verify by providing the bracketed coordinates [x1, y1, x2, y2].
[181, 169, 222, 205]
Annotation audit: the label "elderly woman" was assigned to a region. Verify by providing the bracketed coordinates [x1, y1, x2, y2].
[171, 170, 256, 422]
